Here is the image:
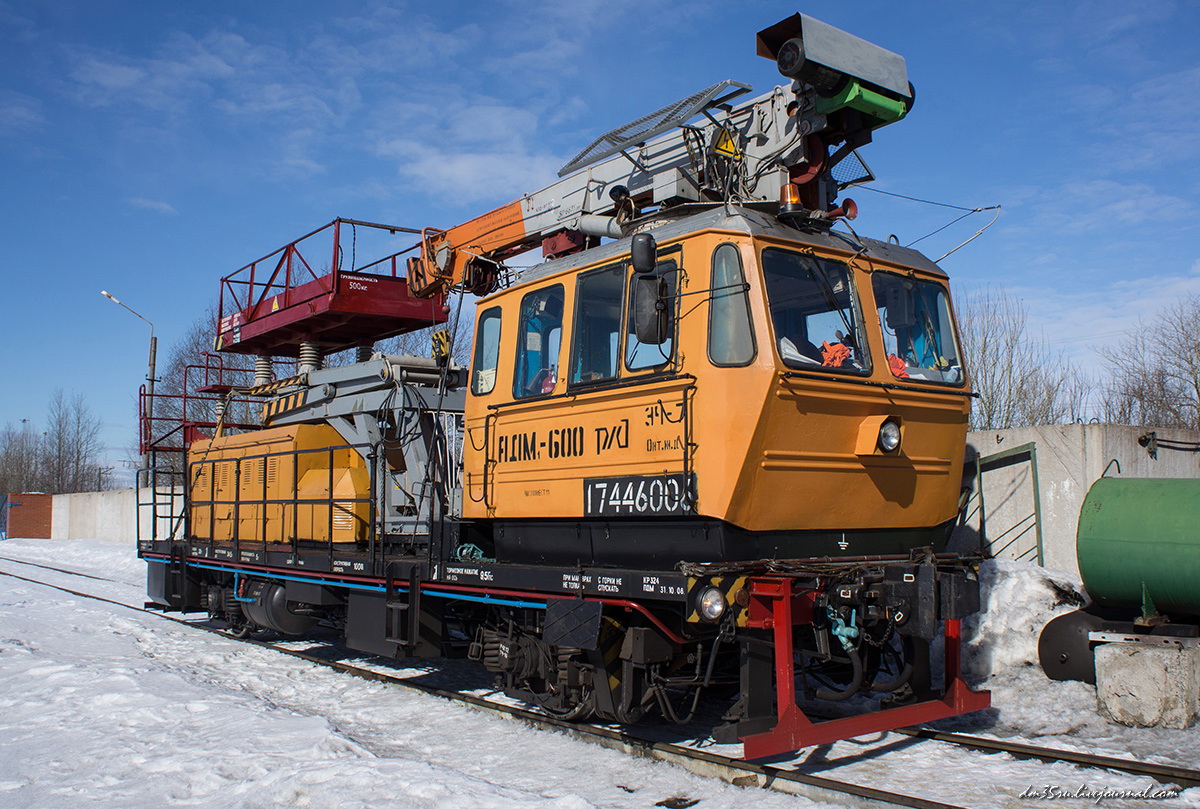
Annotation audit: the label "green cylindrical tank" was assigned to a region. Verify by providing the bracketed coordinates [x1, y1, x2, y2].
[1077, 477, 1200, 618]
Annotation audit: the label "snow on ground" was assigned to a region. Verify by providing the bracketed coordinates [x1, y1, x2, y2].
[0, 539, 825, 809]
[0, 539, 1197, 808]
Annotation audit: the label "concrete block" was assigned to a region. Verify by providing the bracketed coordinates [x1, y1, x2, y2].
[1095, 642, 1200, 729]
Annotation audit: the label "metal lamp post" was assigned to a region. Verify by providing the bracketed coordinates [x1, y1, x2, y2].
[101, 291, 157, 479]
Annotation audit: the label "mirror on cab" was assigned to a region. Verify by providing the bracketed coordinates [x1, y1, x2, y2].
[629, 234, 671, 345]
[631, 232, 656, 274]
[632, 275, 670, 345]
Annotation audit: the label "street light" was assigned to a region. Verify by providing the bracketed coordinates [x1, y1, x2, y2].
[101, 291, 157, 477]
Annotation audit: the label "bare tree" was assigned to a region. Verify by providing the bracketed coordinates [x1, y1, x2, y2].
[0, 419, 44, 497]
[0, 420, 40, 534]
[372, 292, 476, 366]
[1097, 294, 1200, 429]
[40, 390, 105, 494]
[955, 286, 1091, 431]
[1, 392, 105, 500]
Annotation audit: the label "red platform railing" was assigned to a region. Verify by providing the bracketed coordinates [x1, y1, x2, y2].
[141, 353, 292, 454]
[215, 218, 440, 357]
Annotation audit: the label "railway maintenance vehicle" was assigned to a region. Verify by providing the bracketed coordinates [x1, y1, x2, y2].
[138, 12, 990, 759]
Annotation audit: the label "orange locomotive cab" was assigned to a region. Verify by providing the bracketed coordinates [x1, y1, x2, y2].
[461, 204, 970, 566]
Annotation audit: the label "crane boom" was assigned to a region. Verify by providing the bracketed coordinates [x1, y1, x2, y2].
[406, 12, 914, 300]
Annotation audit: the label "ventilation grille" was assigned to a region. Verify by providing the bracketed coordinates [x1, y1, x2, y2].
[829, 149, 874, 189]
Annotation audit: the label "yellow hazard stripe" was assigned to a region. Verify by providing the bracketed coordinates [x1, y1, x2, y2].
[261, 390, 308, 424]
[601, 616, 624, 692]
[248, 374, 304, 397]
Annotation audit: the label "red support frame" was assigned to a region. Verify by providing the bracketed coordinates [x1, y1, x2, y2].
[740, 576, 991, 760]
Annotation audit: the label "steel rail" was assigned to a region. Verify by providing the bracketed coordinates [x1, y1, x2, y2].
[0, 555, 122, 584]
[888, 726, 1200, 789]
[0, 562, 961, 809]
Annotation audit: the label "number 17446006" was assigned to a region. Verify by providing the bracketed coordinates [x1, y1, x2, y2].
[583, 474, 691, 517]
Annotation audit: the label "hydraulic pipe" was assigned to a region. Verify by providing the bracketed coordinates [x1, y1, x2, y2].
[577, 214, 623, 239]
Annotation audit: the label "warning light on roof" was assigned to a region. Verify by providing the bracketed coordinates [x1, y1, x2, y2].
[779, 182, 804, 217]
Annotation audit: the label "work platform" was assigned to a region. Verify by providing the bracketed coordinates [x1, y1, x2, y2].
[216, 218, 448, 357]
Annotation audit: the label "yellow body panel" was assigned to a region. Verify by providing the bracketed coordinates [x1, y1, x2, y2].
[189, 423, 369, 545]
[463, 225, 968, 535]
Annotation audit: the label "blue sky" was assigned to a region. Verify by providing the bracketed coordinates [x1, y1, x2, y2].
[2, 0, 1198, 475]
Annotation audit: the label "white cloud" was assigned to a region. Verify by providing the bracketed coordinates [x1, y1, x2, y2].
[73, 58, 146, 93]
[128, 197, 179, 215]
[1003, 180, 1197, 237]
[1066, 0, 1174, 48]
[0, 89, 44, 135]
[445, 104, 541, 149]
[995, 258, 1200, 373]
[377, 136, 563, 206]
[53, 1, 725, 197]
[1111, 65, 1200, 169]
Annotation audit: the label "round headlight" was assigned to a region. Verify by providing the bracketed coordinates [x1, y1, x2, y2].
[878, 420, 902, 453]
[698, 587, 727, 622]
[776, 38, 806, 79]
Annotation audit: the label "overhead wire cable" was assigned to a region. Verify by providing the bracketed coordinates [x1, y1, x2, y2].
[905, 209, 979, 249]
[854, 185, 1002, 256]
[857, 186, 983, 212]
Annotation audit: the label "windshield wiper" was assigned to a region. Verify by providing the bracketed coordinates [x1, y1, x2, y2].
[805, 257, 858, 347]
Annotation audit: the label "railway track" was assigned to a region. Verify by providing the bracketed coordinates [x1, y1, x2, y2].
[2, 554, 1197, 806]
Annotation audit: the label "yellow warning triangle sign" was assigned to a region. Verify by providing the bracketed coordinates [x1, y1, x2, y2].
[714, 129, 741, 159]
[271, 296, 279, 312]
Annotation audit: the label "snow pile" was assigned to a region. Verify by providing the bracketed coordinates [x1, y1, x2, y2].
[963, 558, 1087, 679]
[943, 558, 1200, 777]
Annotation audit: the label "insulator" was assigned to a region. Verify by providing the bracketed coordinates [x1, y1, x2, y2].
[254, 356, 272, 387]
[355, 344, 374, 363]
[298, 342, 323, 374]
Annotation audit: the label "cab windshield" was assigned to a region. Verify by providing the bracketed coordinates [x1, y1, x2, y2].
[872, 273, 963, 385]
[762, 247, 869, 373]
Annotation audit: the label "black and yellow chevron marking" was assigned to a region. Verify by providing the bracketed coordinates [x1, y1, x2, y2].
[261, 390, 309, 424]
[248, 374, 304, 397]
[432, 328, 452, 364]
[686, 575, 750, 627]
[600, 616, 625, 693]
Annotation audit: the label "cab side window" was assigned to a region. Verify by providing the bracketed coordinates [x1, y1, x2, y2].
[513, 285, 564, 398]
[569, 265, 623, 386]
[625, 260, 677, 372]
[470, 306, 502, 395]
[708, 243, 755, 366]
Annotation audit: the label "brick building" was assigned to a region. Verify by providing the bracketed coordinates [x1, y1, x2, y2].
[4, 493, 53, 539]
